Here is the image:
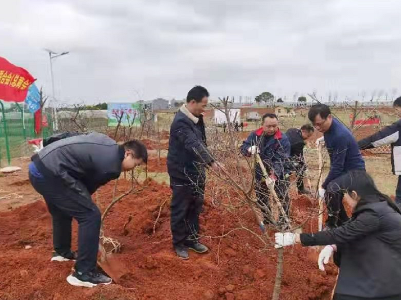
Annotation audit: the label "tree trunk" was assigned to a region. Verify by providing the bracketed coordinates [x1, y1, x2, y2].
[272, 248, 284, 300]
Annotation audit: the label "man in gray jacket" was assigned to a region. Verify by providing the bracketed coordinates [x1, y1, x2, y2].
[29, 132, 147, 287]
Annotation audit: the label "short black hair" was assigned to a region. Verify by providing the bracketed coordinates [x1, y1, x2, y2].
[186, 86, 209, 103]
[301, 124, 314, 132]
[308, 104, 331, 122]
[394, 96, 401, 107]
[123, 140, 148, 164]
[262, 113, 278, 122]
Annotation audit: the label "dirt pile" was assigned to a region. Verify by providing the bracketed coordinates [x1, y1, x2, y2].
[0, 177, 337, 300]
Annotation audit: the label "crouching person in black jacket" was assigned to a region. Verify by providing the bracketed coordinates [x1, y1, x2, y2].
[275, 170, 401, 300]
[29, 132, 147, 287]
[167, 86, 221, 260]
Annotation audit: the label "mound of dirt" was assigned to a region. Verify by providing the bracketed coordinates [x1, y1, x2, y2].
[0, 176, 337, 300]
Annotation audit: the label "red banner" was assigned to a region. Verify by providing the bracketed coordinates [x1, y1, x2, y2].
[0, 57, 35, 102]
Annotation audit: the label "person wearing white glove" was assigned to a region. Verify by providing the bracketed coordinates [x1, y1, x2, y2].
[274, 170, 401, 300]
[240, 114, 292, 226]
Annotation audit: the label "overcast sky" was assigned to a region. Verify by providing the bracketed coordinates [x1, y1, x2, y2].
[1, 0, 401, 104]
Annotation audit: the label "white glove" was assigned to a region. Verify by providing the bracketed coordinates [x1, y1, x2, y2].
[274, 232, 296, 249]
[318, 245, 335, 271]
[316, 136, 324, 146]
[248, 146, 260, 155]
[318, 188, 325, 199]
[265, 176, 275, 188]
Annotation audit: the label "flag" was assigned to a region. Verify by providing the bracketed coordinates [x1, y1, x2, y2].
[25, 83, 41, 113]
[0, 57, 35, 102]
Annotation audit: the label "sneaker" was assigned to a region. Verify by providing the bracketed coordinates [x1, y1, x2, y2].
[174, 245, 189, 260]
[51, 251, 77, 262]
[66, 271, 112, 288]
[185, 241, 209, 254]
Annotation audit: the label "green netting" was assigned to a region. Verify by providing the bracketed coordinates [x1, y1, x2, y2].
[0, 102, 53, 166]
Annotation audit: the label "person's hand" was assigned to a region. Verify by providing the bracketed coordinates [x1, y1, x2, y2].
[265, 176, 275, 188]
[247, 146, 260, 155]
[274, 232, 296, 248]
[318, 188, 325, 199]
[316, 136, 325, 147]
[318, 245, 335, 271]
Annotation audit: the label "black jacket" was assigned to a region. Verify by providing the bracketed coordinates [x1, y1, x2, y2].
[32, 132, 124, 204]
[358, 119, 401, 176]
[300, 201, 401, 298]
[167, 105, 214, 183]
[285, 128, 305, 159]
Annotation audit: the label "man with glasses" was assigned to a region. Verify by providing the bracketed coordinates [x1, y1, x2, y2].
[308, 104, 365, 228]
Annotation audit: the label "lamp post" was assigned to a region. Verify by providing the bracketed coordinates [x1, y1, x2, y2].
[44, 49, 69, 131]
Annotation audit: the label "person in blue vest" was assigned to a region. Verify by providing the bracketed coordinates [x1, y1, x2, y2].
[240, 113, 292, 226]
[308, 104, 365, 228]
[358, 97, 401, 204]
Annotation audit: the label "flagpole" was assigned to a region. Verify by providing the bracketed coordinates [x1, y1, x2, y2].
[0, 100, 11, 165]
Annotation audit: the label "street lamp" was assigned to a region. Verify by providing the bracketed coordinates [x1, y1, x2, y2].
[44, 49, 69, 131]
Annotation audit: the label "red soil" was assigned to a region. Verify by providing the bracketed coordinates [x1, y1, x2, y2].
[141, 139, 169, 151]
[146, 157, 167, 173]
[0, 177, 337, 300]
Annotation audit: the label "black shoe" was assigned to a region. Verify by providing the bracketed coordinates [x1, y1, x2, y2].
[67, 271, 112, 288]
[51, 251, 77, 262]
[185, 241, 209, 254]
[174, 245, 189, 260]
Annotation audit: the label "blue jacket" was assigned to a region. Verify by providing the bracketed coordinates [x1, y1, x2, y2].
[240, 128, 291, 180]
[167, 106, 214, 183]
[323, 118, 365, 189]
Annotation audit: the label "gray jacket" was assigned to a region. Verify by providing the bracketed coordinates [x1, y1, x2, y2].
[32, 132, 124, 202]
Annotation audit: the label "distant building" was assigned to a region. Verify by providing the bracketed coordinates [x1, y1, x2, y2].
[152, 98, 169, 110]
[240, 107, 275, 121]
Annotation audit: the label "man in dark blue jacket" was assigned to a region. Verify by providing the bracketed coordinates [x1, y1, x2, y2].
[308, 104, 365, 228]
[29, 133, 147, 287]
[286, 124, 314, 194]
[358, 97, 401, 204]
[240, 113, 292, 225]
[167, 86, 219, 260]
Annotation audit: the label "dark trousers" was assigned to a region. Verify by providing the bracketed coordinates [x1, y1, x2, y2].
[324, 172, 362, 227]
[255, 179, 290, 222]
[170, 178, 204, 247]
[296, 162, 306, 192]
[396, 176, 401, 205]
[29, 173, 101, 273]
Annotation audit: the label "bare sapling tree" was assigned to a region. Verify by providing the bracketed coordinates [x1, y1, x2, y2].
[190, 98, 328, 299]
